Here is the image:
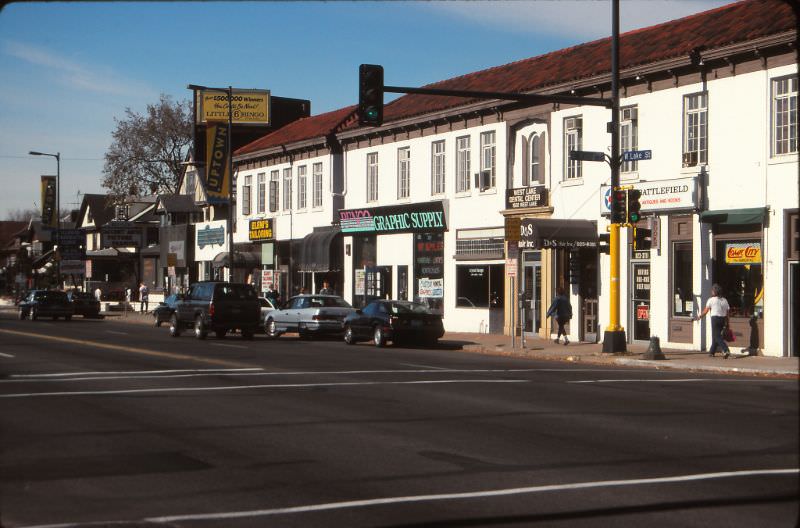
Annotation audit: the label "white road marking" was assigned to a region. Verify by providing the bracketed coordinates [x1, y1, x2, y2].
[0, 379, 528, 398]
[400, 363, 448, 370]
[0, 352, 15, 358]
[20, 468, 799, 528]
[9, 368, 263, 378]
[104, 330, 129, 335]
[210, 343, 248, 349]
[568, 378, 794, 384]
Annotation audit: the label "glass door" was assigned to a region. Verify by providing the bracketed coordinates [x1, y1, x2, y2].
[522, 251, 542, 336]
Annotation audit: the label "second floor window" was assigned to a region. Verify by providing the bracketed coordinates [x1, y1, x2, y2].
[620, 106, 639, 173]
[456, 136, 471, 193]
[269, 170, 279, 213]
[242, 175, 252, 216]
[397, 147, 410, 199]
[257, 173, 266, 214]
[297, 165, 307, 210]
[529, 134, 541, 184]
[282, 168, 292, 211]
[683, 93, 707, 167]
[564, 117, 582, 180]
[773, 76, 798, 156]
[313, 162, 323, 208]
[432, 140, 446, 195]
[367, 152, 379, 202]
[480, 131, 496, 188]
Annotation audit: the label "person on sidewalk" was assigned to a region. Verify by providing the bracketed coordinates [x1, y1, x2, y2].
[139, 282, 149, 313]
[546, 286, 573, 345]
[319, 280, 334, 295]
[694, 283, 731, 359]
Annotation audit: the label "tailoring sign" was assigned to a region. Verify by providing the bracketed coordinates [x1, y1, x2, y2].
[725, 242, 761, 265]
[249, 218, 274, 242]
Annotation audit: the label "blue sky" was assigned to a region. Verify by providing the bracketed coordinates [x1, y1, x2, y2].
[0, 0, 728, 219]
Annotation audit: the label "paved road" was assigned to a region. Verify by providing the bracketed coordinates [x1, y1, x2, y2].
[1, 313, 797, 527]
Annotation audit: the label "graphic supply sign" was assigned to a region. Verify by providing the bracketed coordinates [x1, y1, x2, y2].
[339, 201, 447, 234]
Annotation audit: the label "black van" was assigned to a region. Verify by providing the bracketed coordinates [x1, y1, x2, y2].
[169, 281, 260, 340]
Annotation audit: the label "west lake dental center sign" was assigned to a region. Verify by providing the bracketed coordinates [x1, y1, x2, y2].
[339, 201, 447, 234]
[601, 176, 697, 214]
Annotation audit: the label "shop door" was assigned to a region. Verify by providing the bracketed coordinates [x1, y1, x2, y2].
[365, 266, 392, 303]
[631, 261, 651, 341]
[790, 262, 799, 357]
[522, 256, 542, 336]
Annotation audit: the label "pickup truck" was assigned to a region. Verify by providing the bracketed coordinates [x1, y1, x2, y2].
[169, 281, 260, 340]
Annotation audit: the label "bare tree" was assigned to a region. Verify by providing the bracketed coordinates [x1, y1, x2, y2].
[103, 94, 192, 196]
[5, 208, 40, 222]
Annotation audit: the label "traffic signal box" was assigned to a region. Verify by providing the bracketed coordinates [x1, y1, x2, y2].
[627, 189, 642, 224]
[610, 189, 627, 224]
[359, 64, 384, 126]
[633, 227, 652, 250]
[568, 250, 581, 285]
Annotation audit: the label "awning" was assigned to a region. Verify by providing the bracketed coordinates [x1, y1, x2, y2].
[212, 251, 261, 269]
[699, 207, 767, 225]
[518, 218, 598, 249]
[298, 226, 341, 272]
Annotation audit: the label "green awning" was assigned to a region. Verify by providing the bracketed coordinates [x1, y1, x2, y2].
[699, 207, 768, 225]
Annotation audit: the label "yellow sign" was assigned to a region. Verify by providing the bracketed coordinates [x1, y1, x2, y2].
[197, 90, 270, 125]
[725, 242, 762, 265]
[40, 176, 57, 228]
[249, 218, 274, 242]
[205, 123, 230, 201]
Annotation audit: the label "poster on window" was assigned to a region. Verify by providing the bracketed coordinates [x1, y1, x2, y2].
[418, 278, 444, 298]
[355, 269, 366, 295]
[725, 242, 761, 265]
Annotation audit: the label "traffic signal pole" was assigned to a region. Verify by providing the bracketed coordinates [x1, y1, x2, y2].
[603, 0, 627, 353]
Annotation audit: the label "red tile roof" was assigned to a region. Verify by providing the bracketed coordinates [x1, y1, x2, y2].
[235, 0, 795, 156]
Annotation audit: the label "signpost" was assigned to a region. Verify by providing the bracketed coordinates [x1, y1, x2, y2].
[569, 150, 607, 162]
[622, 149, 652, 161]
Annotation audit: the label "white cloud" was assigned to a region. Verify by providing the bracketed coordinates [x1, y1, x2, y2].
[424, 0, 732, 42]
[2, 40, 155, 98]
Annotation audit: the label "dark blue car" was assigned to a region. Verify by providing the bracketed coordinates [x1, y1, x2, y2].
[342, 300, 444, 347]
[153, 294, 180, 327]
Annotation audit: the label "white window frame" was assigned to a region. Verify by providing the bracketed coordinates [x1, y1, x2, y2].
[367, 152, 379, 203]
[564, 117, 583, 180]
[397, 147, 410, 199]
[528, 134, 540, 184]
[620, 106, 638, 173]
[456, 136, 471, 193]
[772, 75, 798, 156]
[312, 162, 323, 208]
[297, 165, 307, 210]
[431, 140, 446, 195]
[242, 174, 252, 216]
[269, 170, 279, 213]
[282, 168, 292, 211]
[257, 172, 266, 214]
[682, 93, 707, 167]
[480, 131, 496, 188]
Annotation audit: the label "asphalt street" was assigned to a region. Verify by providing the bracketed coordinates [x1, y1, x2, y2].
[1, 312, 798, 527]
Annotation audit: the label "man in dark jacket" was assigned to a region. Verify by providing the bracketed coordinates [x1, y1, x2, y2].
[546, 287, 573, 345]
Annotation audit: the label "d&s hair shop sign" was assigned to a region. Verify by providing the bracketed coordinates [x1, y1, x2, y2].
[339, 201, 447, 234]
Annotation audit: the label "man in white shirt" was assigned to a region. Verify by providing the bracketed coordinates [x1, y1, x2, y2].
[694, 283, 731, 358]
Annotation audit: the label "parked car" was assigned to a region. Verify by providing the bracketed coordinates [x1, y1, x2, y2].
[153, 294, 181, 327]
[264, 294, 354, 339]
[67, 290, 101, 318]
[258, 296, 278, 323]
[18, 290, 75, 321]
[169, 281, 260, 340]
[343, 299, 444, 347]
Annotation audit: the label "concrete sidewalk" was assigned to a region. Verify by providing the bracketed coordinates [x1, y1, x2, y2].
[99, 308, 798, 378]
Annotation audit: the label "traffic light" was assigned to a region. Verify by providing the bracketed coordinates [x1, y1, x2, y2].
[568, 250, 581, 285]
[610, 189, 627, 224]
[627, 189, 642, 224]
[633, 227, 652, 250]
[358, 64, 384, 126]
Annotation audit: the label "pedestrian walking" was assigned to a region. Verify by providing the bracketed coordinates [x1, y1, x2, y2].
[94, 286, 102, 302]
[694, 283, 731, 358]
[139, 282, 149, 313]
[546, 286, 573, 345]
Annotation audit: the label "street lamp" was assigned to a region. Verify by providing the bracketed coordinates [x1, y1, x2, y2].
[29, 150, 61, 289]
[187, 84, 236, 280]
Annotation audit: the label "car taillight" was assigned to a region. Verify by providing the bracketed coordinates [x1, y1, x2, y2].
[208, 302, 215, 317]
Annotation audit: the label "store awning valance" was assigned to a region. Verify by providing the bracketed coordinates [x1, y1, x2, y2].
[518, 218, 598, 249]
[699, 207, 768, 225]
[212, 251, 260, 269]
[298, 227, 341, 272]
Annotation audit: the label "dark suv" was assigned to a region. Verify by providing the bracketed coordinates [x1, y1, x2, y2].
[169, 282, 260, 340]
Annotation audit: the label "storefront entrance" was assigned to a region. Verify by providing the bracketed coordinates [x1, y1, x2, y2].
[522, 251, 542, 336]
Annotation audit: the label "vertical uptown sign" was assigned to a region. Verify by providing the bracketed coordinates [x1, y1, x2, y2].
[40, 176, 57, 228]
[205, 123, 230, 201]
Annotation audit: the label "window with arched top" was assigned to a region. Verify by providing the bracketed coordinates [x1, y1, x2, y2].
[529, 135, 540, 185]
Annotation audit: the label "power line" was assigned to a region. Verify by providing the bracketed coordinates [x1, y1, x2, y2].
[0, 155, 104, 161]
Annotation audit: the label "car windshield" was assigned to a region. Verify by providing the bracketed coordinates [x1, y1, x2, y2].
[216, 284, 257, 300]
[389, 301, 431, 314]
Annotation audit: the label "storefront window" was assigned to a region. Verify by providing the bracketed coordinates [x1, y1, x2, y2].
[414, 232, 444, 313]
[456, 264, 504, 308]
[672, 241, 693, 317]
[714, 239, 763, 319]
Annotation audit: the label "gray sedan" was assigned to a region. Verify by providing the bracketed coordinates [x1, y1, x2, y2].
[264, 294, 354, 339]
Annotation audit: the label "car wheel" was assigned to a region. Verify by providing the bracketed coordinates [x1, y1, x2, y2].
[31, 308, 38, 321]
[373, 326, 386, 347]
[169, 314, 181, 337]
[265, 318, 279, 339]
[215, 329, 227, 339]
[194, 316, 207, 340]
[344, 325, 356, 345]
[241, 328, 254, 340]
[154, 317, 162, 327]
[18, 309, 26, 320]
